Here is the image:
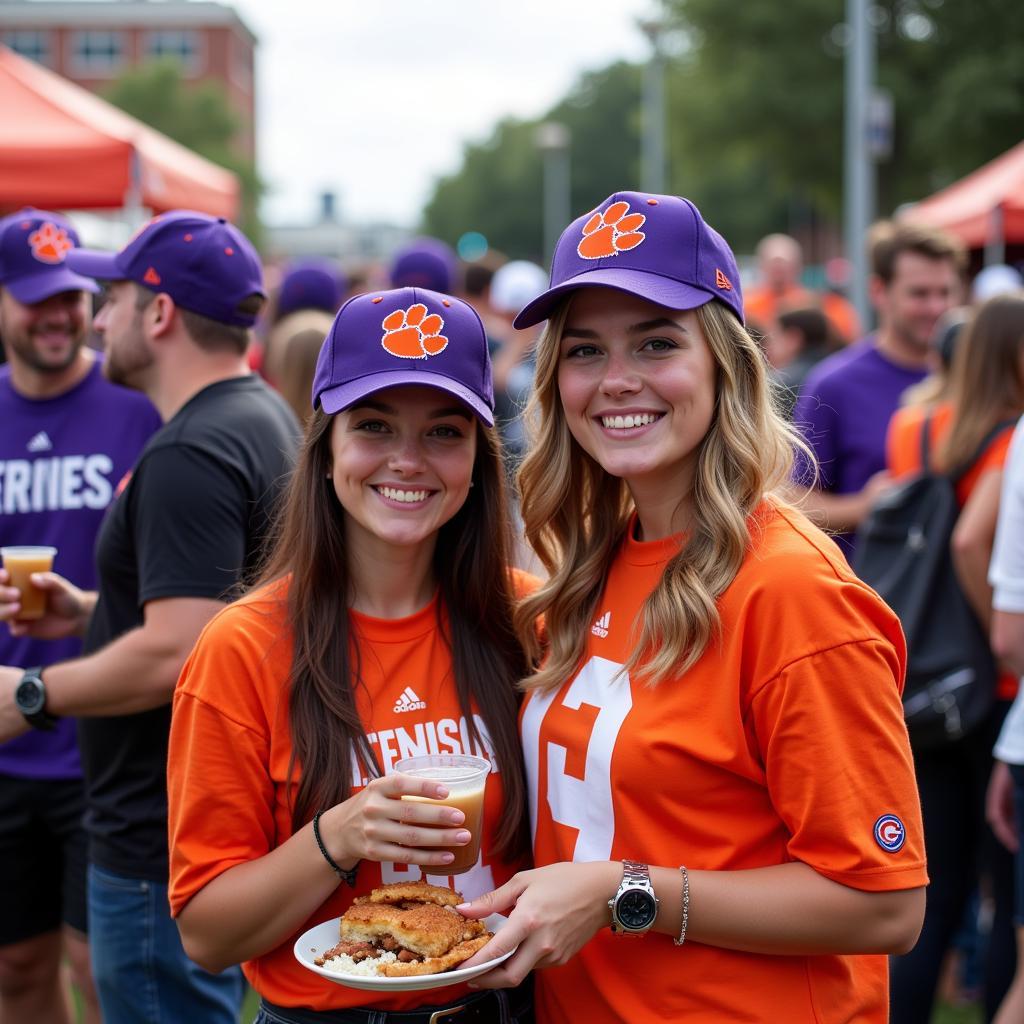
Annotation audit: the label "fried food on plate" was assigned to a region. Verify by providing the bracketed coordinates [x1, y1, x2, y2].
[366, 881, 463, 907]
[379, 935, 491, 977]
[341, 901, 465, 959]
[315, 881, 494, 978]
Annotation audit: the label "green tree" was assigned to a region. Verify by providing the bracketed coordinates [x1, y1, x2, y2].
[661, 0, 1024, 246]
[102, 59, 262, 243]
[422, 62, 643, 262]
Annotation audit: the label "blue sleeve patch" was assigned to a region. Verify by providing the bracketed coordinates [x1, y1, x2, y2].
[873, 814, 906, 852]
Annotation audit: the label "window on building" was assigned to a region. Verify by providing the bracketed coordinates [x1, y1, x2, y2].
[145, 30, 202, 75]
[4, 30, 51, 65]
[70, 30, 125, 75]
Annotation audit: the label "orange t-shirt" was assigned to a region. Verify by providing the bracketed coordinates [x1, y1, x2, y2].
[886, 401, 1014, 505]
[167, 574, 535, 1012]
[887, 402, 1017, 699]
[744, 285, 861, 343]
[522, 503, 926, 1024]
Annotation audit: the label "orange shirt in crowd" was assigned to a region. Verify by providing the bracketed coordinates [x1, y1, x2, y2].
[745, 284, 861, 343]
[521, 502, 926, 1024]
[887, 401, 1017, 699]
[167, 575, 534, 1013]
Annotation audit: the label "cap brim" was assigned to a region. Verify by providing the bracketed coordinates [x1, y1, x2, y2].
[5, 267, 100, 304]
[513, 268, 721, 328]
[63, 248, 126, 282]
[318, 369, 494, 427]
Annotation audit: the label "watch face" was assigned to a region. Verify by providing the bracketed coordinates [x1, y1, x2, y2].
[618, 889, 657, 930]
[16, 677, 45, 716]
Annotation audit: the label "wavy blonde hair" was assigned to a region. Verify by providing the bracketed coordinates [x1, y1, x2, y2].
[515, 295, 808, 691]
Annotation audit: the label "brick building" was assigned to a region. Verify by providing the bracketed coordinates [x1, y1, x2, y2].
[0, 0, 256, 159]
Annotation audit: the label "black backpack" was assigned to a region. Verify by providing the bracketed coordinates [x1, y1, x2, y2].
[853, 414, 1015, 750]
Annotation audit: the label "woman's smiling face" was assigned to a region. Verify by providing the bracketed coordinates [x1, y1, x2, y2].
[329, 384, 477, 554]
[557, 288, 716, 502]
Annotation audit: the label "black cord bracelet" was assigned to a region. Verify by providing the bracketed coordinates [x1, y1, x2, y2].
[312, 811, 359, 887]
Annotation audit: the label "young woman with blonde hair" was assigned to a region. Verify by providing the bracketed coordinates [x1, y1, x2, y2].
[459, 192, 928, 1023]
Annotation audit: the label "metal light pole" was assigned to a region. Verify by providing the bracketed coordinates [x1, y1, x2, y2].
[843, 0, 876, 330]
[639, 18, 667, 195]
[535, 121, 571, 267]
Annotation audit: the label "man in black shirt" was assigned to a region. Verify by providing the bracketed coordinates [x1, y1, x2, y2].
[0, 211, 300, 1023]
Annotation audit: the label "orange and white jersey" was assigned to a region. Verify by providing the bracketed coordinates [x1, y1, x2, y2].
[522, 502, 926, 1024]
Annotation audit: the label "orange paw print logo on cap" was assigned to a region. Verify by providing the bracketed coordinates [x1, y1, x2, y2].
[381, 304, 449, 359]
[29, 223, 73, 264]
[577, 201, 646, 260]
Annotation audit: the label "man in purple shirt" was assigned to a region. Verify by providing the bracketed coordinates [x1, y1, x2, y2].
[792, 221, 965, 557]
[0, 210, 160, 1024]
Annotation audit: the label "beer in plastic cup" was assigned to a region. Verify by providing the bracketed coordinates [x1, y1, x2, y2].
[395, 753, 490, 874]
[1, 546, 57, 621]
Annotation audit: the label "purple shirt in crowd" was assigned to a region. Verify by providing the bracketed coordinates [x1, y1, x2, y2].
[0, 359, 161, 780]
[792, 335, 928, 556]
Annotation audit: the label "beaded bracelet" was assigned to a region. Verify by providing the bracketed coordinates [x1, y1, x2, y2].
[312, 811, 359, 887]
[673, 865, 690, 946]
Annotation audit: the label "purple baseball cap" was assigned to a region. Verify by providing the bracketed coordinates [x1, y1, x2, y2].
[515, 191, 744, 327]
[65, 210, 265, 327]
[312, 287, 494, 426]
[0, 208, 100, 303]
[390, 238, 457, 294]
[278, 259, 346, 317]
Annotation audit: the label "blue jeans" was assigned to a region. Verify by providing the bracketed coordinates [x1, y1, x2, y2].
[88, 864, 244, 1024]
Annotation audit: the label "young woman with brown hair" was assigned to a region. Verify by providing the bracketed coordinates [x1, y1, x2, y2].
[458, 193, 927, 1023]
[165, 288, 534, 1023]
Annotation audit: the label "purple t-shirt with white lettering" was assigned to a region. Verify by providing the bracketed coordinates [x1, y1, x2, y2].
[792, 336, 927, 557]
[0, 360, 161, 779]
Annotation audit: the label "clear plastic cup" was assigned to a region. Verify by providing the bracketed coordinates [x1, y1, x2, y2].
[395, 753, 491, 874]
[1, 546, 57, 620]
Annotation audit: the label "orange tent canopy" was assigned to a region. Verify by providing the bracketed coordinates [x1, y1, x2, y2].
[0, 44, 239, 219]
[905, 140, 1024, 248]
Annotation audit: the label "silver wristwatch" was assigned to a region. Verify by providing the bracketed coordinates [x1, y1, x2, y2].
[608, 859, 659, 936]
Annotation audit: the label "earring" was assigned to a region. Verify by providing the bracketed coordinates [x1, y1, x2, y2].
[469, 481, 475, 488]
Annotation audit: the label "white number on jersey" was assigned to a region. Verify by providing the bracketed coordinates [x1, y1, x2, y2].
[521, 656, 632, 861]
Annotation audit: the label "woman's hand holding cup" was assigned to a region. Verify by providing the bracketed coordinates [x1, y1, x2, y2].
[320, 772, 471, 871]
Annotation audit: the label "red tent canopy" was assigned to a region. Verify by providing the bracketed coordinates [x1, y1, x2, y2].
[0, 44, 239, 219]
[905, 140, 1024, 248]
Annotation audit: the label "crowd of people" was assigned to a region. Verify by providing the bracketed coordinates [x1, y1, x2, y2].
[0, 190, 1022, 1024]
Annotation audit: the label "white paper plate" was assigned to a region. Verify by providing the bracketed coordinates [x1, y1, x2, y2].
[293, 912, 513, 993]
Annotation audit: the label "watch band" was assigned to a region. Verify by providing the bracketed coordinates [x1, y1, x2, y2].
[622, 859, 650, 885]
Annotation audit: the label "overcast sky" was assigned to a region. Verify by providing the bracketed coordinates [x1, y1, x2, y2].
[234, 0, 656, 229]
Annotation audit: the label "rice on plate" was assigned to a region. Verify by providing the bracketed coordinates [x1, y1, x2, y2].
[318, 950, 398, 977]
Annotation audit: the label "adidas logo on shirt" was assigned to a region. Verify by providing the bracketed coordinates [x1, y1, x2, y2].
[591, 611, 611, 639]
[27, 432, 53, 453]
[393, 687, 427, 713]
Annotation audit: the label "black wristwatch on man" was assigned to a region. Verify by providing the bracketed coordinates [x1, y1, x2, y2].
[15, 666, 58, 731]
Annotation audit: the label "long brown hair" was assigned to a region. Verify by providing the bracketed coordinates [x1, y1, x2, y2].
[941, 292, 1024, 471]
[257, 406, 530, 860]
[515, 298, 806, 691]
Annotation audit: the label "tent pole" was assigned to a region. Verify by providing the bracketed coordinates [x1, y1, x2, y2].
[123, 148, 145, 229]
[984, 205, 1005, 267]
